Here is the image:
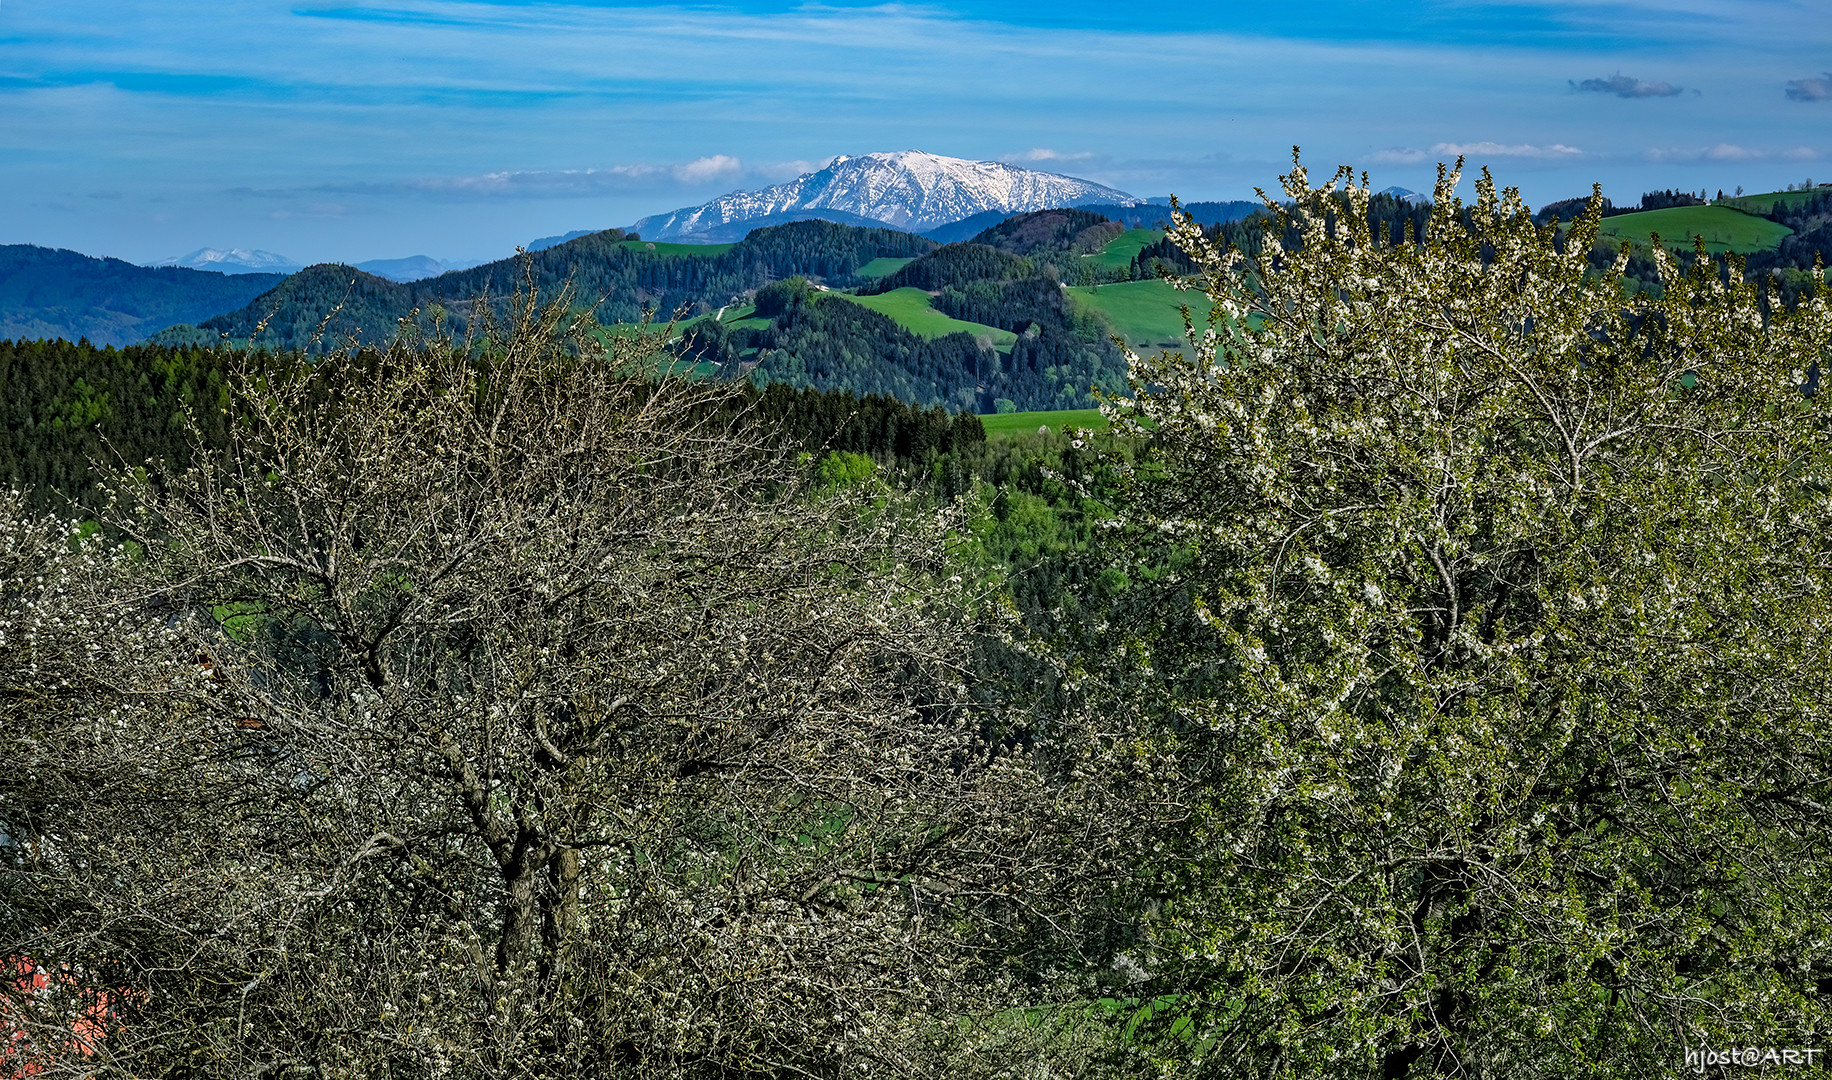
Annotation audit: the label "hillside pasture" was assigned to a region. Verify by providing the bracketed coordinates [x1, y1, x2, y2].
[837, 287, 1017, 351]
[1066, 279, 1201, 353]
[1081, 228, 1164, 272]
[854, 256, 915, 279]
[616, 240, 737, 257]
[698, 301, 770, 331]
[979, 407, 1109, 437]
[1594, 205, 1792, 254]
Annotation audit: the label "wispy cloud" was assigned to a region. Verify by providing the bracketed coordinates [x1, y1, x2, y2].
[1436, 141, 1584, 159]
[1368, 147, 1429, 165]
[268, 202, 349, 220]
[667, 155, 745, 184]
[1571, 73, 1684, 98]
[1786, 73, 1832, 102]
[1371, 141, 1582, 164]
[278, 156, 751, 200]
[1007, 148, 1097, 164]
[1643, 143, 1821, 162]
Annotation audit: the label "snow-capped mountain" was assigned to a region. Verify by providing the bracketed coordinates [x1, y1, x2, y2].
[150, 248, 302, 274]
[631, 151, 1140, 241]
[1379, 186, 1433, 206]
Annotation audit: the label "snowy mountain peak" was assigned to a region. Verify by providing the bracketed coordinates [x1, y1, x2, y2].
[632, 151, 1140, 241]
[1379, 186, 1433, 205]
[150, 248, 302, 274]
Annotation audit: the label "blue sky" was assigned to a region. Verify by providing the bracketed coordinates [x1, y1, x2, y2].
[3, 0, 1828, 266]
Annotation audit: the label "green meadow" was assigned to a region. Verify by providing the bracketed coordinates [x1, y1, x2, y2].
[837, 288, 1017, 350]
[854, 256, 915, 279]
[1081, 228, 1164, 272]
[617, 239, 736, 257]
[1594, 205, 1792, 254]
[1066, 279, 1199, 352]
[979, 407, 1109, 437]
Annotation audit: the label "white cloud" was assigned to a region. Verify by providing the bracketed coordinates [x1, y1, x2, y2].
[1786, 73, 1832, 102]
[1643, 143, 1821, 162]
[1009, 148, 1096, 163]
[672, 154, 743, 184]
[298, 156, 751, 200]
[755, 159, 825, 182]
[1571, 74, 1683, 98]
[1432, 141, 1583, 159]
[1370, 142, 1581, 165]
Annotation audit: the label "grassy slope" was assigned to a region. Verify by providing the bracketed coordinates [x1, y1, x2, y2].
[837, 288, 1017, 351]
[979, 408, 1109, 437]
[855, 256, 915, 279]
[1596, 205, 1792, 254]
[1065, 279, 1200, 352]
[1082, 229, 1164, 272]
[616, 240, 735, 257]
[690, 302, 769, 331]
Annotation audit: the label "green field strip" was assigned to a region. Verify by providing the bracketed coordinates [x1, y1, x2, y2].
[1082, 229, 1164, 271]
[617, 240, 737, 257]
[978, 408, 1109, 437]
[1594, 205, 1792, 254]
[1720, 189, 1831, 215]
[855, 256, 915, 279]
[836, 288, 1017, 351]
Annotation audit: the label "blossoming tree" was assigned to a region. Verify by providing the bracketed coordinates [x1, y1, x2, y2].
[1078, 153, 1832, 1078]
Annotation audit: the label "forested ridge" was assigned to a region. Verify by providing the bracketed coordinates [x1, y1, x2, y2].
[158, 221, 937, 353]
[0, 245, 283, 348]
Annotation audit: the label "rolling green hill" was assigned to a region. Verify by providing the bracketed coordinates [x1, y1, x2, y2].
[1594, 205, 1792, 255]
[157, 221, 938, 353]
[839, 288, 1017, 351]
[1082, 229, 1165, 272]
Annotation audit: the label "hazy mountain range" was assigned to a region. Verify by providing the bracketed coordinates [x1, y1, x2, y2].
[1, 245, 284, 348]
[149, 248, 481, 282]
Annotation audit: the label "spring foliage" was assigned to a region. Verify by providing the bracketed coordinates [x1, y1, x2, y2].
[1079, 155, 1832, 1078]
[2, 281, 1101, 1079]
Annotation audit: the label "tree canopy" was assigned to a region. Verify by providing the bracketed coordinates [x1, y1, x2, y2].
[2, 281, 1100, 1079]
[1061, 154, 1832, 1078]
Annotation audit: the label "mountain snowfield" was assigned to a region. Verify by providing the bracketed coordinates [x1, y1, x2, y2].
[150, 247, 303, 274]
[632, 151, 1140, 241]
